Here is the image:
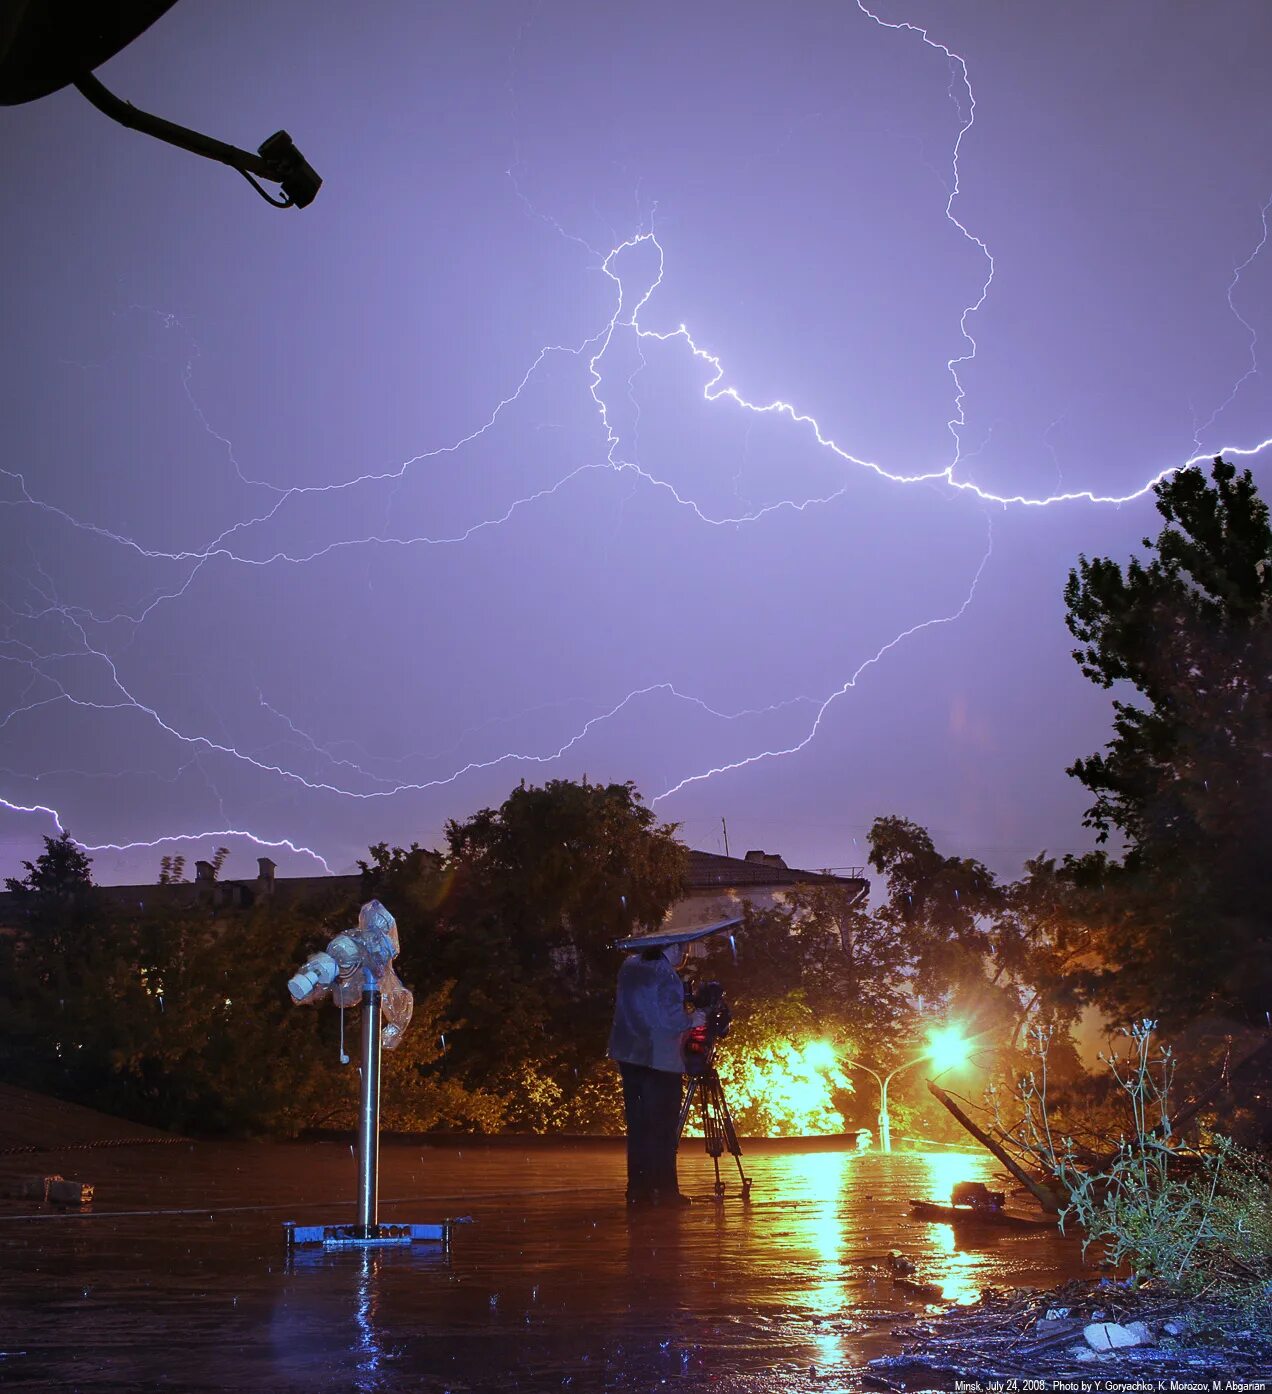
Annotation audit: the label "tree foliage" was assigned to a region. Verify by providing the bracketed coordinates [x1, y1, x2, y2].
[443, 778, 687, 976]
[5, 831, 93, 897]
[157, 854, 187, 885]
[701, 881, 914, 1049]
[1064, 457, 1272, 1025]
[0, 898, 328, 1133]
[867, 815, 1000, 999]
[428, 779, 687, 1126]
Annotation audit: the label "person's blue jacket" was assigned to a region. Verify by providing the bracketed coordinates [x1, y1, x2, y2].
[607, 952, 691, 1073]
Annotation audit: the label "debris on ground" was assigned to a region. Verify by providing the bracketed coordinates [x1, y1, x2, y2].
[1, 1173, 94, 1205]
[866, 1278, 1272, 1385]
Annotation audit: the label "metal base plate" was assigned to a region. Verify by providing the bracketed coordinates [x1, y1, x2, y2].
[285, 1221, 449, 1250]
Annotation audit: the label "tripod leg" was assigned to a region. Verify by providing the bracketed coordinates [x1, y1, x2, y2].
[712, 1073, 753, 1201]
[695, 1081, 727, 1199]
[705, 1084, 724, 1199]
[697, 1073, 726, 1199]
[677, 1077, 698, 1140]
[684, 1064, 755, 1202]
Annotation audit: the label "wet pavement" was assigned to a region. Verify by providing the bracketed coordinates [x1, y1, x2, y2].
[0, 1140, 1092, 1392]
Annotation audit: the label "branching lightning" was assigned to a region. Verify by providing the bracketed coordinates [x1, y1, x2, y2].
[3, 2, 1272, 876]
[0, 792, 332, 873]
[651, 516, 995, 804]
[1192, 192, 1272, 451]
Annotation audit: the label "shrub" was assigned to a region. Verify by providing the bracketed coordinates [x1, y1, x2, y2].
[1008, 1020, 1272, 1303]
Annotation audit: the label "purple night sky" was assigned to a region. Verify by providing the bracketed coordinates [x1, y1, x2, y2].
[3, 1, 1271, 886]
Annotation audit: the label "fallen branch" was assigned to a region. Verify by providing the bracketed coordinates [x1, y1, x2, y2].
[926, 1078, 1064, 1213]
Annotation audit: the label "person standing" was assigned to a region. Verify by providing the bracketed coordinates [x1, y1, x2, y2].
[607, 941, 703, 1208]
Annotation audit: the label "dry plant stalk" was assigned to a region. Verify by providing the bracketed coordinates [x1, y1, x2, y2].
[992, 1021, 1271, 1301]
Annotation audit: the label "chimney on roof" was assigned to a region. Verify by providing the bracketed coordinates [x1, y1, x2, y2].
[257, 857, 276, 894]
[744, 850, 788, 868]
[194, 859, 215, 882]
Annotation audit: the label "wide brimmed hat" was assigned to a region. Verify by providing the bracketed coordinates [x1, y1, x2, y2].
[613, 916, 741, 952]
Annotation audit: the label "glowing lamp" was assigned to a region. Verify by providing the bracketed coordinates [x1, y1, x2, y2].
[925, 1025, 971, 1074]
[843, 1024, 971, 1154]
[804, 1040, 837, 1070]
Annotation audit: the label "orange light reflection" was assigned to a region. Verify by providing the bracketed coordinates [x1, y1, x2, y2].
[793, 1151, 851, 1364]
[918, 1152, 994, 1306]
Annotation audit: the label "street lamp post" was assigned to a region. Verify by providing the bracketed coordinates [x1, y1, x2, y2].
[845, 1026, 970, 1154]
[841, 1056, 915, 1153]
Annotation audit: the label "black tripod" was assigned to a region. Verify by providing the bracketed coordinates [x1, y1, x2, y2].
[677, 1053, 752, 1200]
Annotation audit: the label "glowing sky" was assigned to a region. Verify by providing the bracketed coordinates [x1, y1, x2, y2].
[3, 1, 1271, 884]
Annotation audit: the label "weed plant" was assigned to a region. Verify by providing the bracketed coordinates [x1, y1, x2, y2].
[1000, 1021, 1271, 1312]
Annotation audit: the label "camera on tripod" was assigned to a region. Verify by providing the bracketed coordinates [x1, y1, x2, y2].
[610, 916, 751, 1201]
[678, 975, 751, 1200]
[682, 979, 732, 1076]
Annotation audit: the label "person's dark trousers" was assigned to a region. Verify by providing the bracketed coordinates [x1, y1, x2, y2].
[619, 1062, 683, 1202]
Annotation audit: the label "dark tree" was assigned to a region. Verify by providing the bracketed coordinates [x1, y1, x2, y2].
[990, 854, 1101, 1047]
[357, 840, 447, 918]
[867, 814, 1001, 998]
[157, 854, 187, 885]
[444, 778, 687, 979]
[5, 831, 93, 896]
[777, 881, 915, 1039]
[438, 779, 688, 1125]
[1064, 456, 1272, 1024]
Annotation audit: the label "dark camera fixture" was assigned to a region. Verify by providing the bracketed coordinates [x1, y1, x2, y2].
[256, 130, 322, 210]
[73, 72, 321, 209]
[682, 978, 733, 1075]
[0, 0, 321, 210]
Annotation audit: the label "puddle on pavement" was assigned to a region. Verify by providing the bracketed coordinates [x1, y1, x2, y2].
[0, 1141, 1092, 1391]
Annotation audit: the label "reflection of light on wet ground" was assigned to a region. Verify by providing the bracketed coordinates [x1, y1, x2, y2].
[915, 1152, 1016, 1306]
[917, 1149, 983, 1203]
[354, 1249, 383, 1392]
[1, 1142, 1090, 1391]
[796, 1151, 849, 1254]
[812, 1325, 845, 1366]
[929, 1220, 983, 1305]
[790, 1152, 850, 1362]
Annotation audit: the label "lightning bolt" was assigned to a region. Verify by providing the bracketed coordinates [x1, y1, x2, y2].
[1192, 191, 1272, 451]
[4, 3, 1272, 876]
[652, 515, 995, 804]
[0, 794, 332, 873]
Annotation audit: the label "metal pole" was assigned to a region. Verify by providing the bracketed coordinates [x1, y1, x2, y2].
[849, 1053, 926, 1155]
[844, 1057, 885, 1152]
[355, 988, 382, 1236]
[72, 71, 321, 208]
[74, 72, 278, 180]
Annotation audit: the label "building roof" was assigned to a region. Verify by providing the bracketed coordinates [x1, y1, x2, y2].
[1, 848, 867, 925]
[687, 849, 867, 893]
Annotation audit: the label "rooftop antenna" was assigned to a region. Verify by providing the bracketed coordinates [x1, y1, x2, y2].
[721, 817, 730, 858]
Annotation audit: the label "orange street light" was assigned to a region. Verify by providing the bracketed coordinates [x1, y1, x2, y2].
[844, 1024, 971, 1154]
